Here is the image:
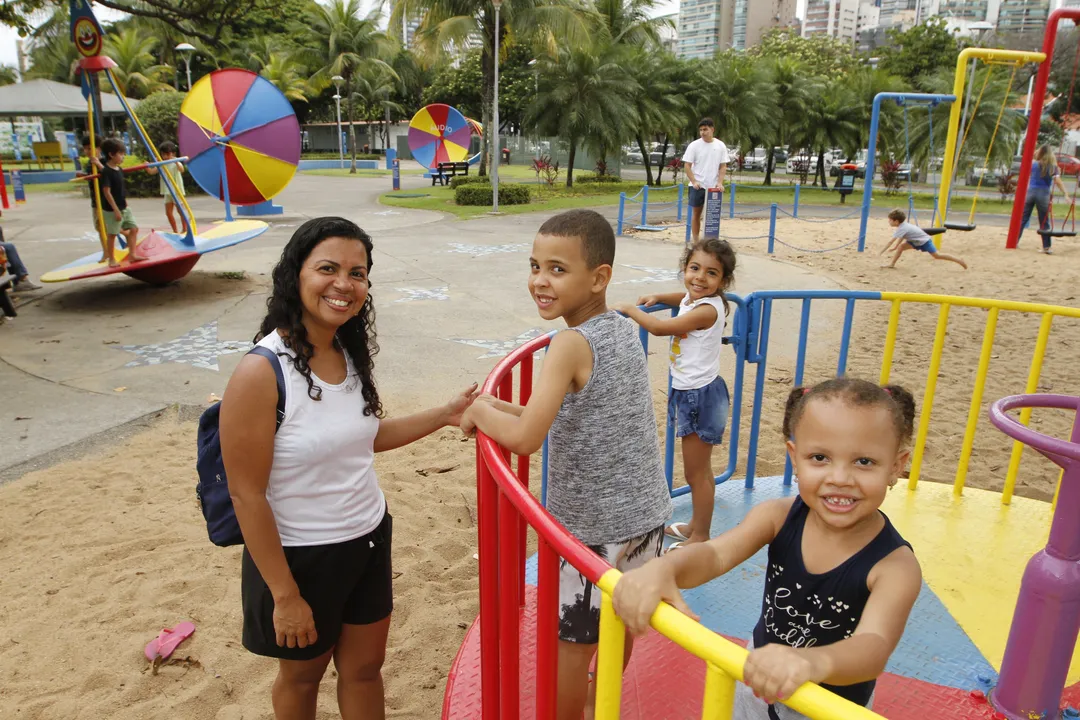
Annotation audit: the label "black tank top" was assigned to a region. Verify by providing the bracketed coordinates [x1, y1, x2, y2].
[751, 497, 912, 706]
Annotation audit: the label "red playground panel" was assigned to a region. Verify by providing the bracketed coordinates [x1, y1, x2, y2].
[442, 586, 1060, 720]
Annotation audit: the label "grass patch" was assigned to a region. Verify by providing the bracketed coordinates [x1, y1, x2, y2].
[302, 168, 394, 178]
[380, 180, 677, 219]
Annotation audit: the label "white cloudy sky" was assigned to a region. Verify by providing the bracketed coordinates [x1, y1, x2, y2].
[0, 0, 812, 68]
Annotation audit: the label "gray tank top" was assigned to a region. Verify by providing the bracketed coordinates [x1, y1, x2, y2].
[547, 311, 672, 545]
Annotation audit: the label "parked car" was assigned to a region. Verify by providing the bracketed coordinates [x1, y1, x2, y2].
[1057, 153, 1080, 176]
[966, 156, 1022, 186]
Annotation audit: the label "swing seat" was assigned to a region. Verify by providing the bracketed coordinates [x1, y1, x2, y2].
[943, 222, 976, 232]
[1037, 229, 1077, 238]
[923, 227, 947, 236]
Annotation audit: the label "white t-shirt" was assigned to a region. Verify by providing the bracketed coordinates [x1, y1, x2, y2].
[669, 294, 728, 390]
[892, 221, 930, 248]
[258, 331, 385, 547]
[682, 138, 730, 188]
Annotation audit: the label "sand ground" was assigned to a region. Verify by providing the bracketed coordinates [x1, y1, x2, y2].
[1, 180, 1077, 719]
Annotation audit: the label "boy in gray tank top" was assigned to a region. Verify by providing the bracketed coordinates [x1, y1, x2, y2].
[461, 209, 672, 719]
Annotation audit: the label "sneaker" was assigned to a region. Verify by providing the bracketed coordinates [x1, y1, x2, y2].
[13, 277, 41, 291]
[1042, 248, 1054, 255]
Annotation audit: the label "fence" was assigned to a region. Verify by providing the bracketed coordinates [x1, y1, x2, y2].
[615, 183, 865, 253]
[470, 288, 1080, 719]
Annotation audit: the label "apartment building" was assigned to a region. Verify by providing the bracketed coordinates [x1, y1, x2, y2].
[677, 0, 796, 59]
[803, 0, 860, 42]
[997, 0, 1050, 31]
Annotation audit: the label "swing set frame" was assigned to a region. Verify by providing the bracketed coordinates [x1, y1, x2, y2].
[936, 47, 1046, 246]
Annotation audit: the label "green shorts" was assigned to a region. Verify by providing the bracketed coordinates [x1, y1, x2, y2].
[101, 207, 137, 236]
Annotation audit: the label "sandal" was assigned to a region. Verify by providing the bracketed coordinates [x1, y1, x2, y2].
[664, 522, 692, 542]
[663, 541, 686, 555]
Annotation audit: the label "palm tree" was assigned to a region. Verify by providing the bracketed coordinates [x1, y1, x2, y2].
[104, 28, 173, 98]
[528, 46, 638, 187]
[0, 66, 16, 86]
[690, 54, 776, 161]
[397, 0, 590, 176]
[793, 79, 861, 187]
[350, 63, 405, 151]
[298, 0, 397, 173]
[762, 57, 816, 185]
[593, 0, 671, 48]
[626, 51, 688, 186]
[261, 53, 311, 103]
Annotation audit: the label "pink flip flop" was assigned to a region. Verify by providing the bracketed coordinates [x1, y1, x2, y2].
[144, 622, 195, 662]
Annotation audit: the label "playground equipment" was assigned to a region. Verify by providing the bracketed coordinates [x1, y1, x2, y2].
[178, 68, 300, 218]
[857, 93, 955, 252]
[41, 1, 273, 285]
[407, 104, 483, 169]
[1009, 8, 1080, 248]
[989, 393, 1080, 719]
[445, 289, 1080, 719]
[937, 48, 1046, 236]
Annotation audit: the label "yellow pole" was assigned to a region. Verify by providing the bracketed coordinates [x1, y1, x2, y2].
[936, 48, 1047, 235]
[1002, 312, 1054, 504]
[594, 580, 626, 720]
[908, 303, 950, 490]
[953, 307, 999, 496]
[879, 299, 902, 385]
[701, 664, 736, 720]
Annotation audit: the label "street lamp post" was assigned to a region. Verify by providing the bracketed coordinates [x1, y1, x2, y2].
[491, 0, 502, 214]
[175, 42, 195, 91]
[332, 75, 345, 171]
[528, 58, 538, 162]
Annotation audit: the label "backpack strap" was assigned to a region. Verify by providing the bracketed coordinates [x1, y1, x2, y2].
[248, 345, 286, 430]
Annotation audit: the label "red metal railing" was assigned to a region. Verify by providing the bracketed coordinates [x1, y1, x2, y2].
[472, 331, 612, 720]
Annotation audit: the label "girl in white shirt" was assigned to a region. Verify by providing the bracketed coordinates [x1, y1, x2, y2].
[219, 217, 477, 719]
[615, 238, 737, 548]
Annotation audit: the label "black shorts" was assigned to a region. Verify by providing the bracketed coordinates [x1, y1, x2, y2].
[241, 509, 393, 660]
[688, 187, 707, 208]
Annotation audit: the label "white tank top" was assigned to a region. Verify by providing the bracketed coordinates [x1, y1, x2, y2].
[257, 331, 385, 547]
[668, 294, 728, 391]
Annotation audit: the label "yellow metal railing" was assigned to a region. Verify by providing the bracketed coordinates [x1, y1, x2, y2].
[592, 570, 885, 720]
[877, 292, 1080, 504]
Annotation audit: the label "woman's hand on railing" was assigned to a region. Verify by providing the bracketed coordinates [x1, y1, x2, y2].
[743, 645, 829, 705]
[611, 559, 699, 637]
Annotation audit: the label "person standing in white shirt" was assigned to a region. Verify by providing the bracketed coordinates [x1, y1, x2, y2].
[682, 118, 730, 242]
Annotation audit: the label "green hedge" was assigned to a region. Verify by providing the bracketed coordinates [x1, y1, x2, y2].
[454, 183, 531, 206]
[450, 175, 489, 190]
[575, 172, 621, 183]
[122, 167, 206, 199]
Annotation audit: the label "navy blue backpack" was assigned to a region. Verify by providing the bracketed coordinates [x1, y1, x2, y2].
[196, 346, 286, 547]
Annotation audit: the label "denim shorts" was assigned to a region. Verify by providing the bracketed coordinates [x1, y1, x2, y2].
[911, 239, 937, 254]
[688, 186, 707, 207]
[669, 376, 730, 445]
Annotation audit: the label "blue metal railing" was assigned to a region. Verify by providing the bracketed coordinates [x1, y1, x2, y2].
[538, 289, 887, 502]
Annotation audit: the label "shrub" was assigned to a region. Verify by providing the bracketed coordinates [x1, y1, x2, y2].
[450, 175, 489, 190]
[454, 183, 531, 206]
[879, 159, 902, 195]
[532, 155, 560, 187]
[576, 172, 621, 184]
[123, 166, 206, 198]
[133, 90, 186, 160]
[998, 172, 1018, 203]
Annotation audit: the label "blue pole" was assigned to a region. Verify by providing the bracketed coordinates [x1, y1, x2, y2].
[783, 298, 813, 485]
[677, 183, 684, 221]
[768, 203, 777, 254]
[794, 182, 801, 217]
[744, 297, 772, 488]
[685, 201, 691, 243]
[617, 192, 626, 235]
[729, 183, 736, 218]
[859, 92, 956, 252]
[641, 184, 649, 226]
[837, 297, 857, 376]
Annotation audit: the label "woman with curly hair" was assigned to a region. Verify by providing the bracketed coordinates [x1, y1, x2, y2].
[219, 217, 477, 719]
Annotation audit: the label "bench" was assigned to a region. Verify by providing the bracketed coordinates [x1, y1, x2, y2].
[32, 141, 66, 170]
[432, 161, 469, 186]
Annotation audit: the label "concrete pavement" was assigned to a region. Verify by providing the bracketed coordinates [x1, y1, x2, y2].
[0, 171, 843, 479]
